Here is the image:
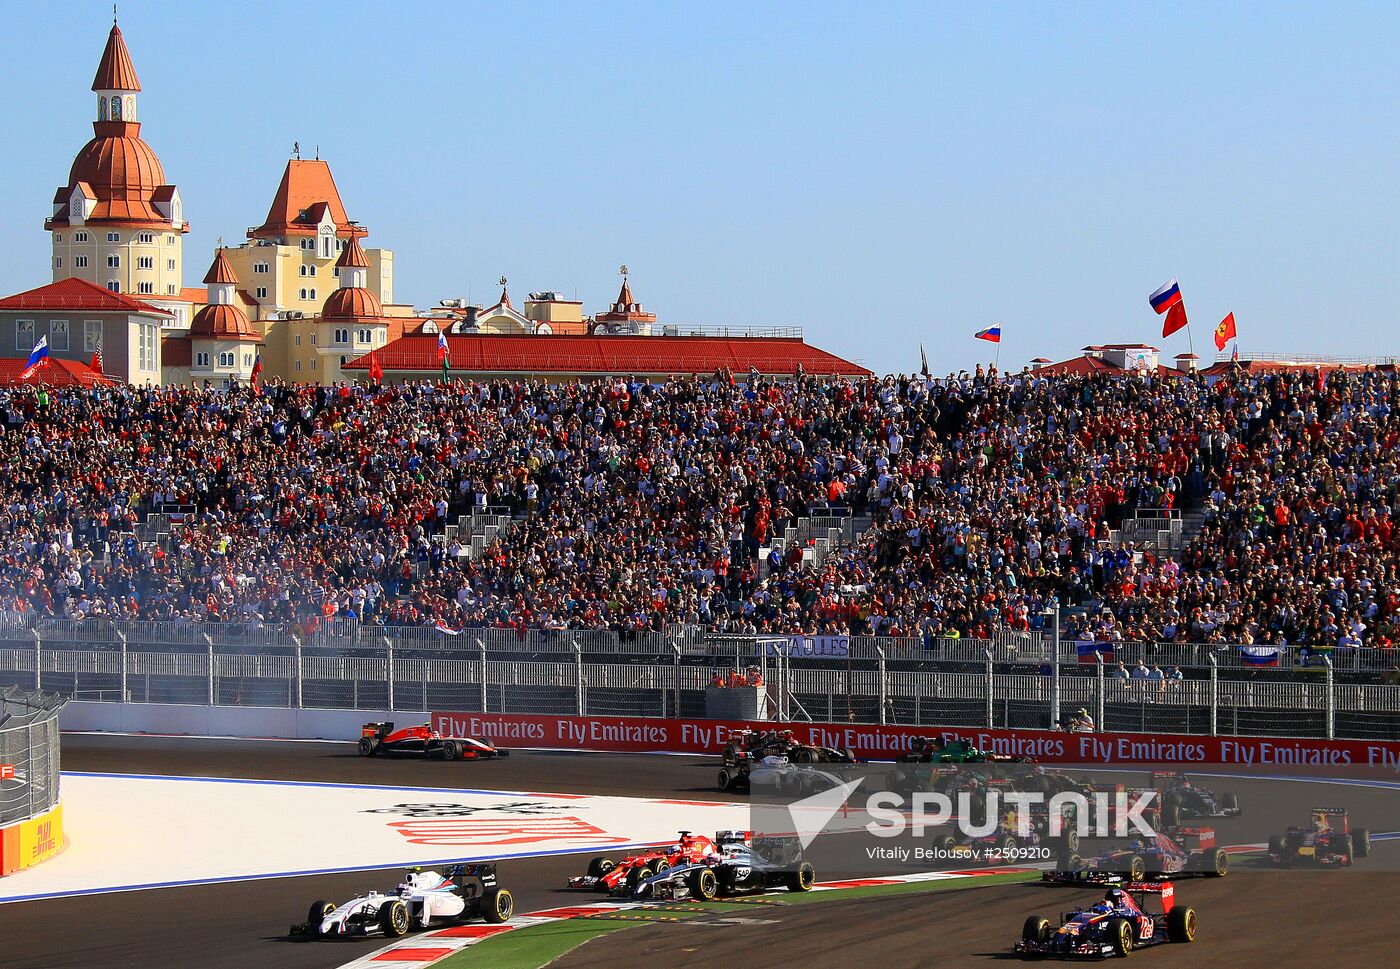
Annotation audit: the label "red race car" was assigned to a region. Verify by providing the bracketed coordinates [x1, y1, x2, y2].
[358, 722, 508, 761]
[567, 831, 720, 893]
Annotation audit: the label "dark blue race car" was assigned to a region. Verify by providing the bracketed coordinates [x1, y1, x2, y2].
[1015, 883, 1198, 959]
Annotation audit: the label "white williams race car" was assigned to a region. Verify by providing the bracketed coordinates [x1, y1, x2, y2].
[290, 864, 513, 938]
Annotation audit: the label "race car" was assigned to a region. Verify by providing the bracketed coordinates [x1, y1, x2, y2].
[717, 753, 850, 795]
[1148, 770, 1239, 825]
[1044, 827, 1229, 884]
[1014, 883, 1198, 959]
[358, 721, 508, 761]
[290, 864, 512, 938]
[567, 831, 718, 892]
[721, 728, 856, 767]
[1267, 807, 1370, 866]
[624, 830, 816, 901]
[899, 736, 1031, 764]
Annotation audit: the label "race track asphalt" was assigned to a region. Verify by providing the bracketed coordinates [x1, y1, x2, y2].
[1, 735, 1397, 969]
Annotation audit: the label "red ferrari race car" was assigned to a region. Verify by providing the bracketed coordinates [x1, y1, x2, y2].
[1015, 883, 1198, 959]
[358, 722, 508, 761]
[567, 831, 719, 893]
[1268, 808, 1370, 866]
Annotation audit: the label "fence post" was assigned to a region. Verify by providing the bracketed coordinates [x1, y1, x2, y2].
[1094, 651, 1105, 731]
[984, 649, 994, 728]
[1208, 655, 1218, 736]
[476, 639, 488, 713]
[31, 629, 41, 692]
[117, 630, 128, 702]
[1323, 656, 1335, 739]
[876, 644, 887, 725]
[293, 634, 303, 709]
[204, 633, 215, 705]
[384, 637, 395, 712]
[574, 638, 585, 716]
[672, 642, 682, 719]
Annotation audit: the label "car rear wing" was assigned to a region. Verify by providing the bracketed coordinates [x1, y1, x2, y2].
[1167, 826, 1216, 849]
[1148, 770, 1184, 784]
[362, 721, 393, 738]
[1124, 880, 1175, 912]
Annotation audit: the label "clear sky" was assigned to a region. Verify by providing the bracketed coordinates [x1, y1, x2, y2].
[4, 2, 1398, 375]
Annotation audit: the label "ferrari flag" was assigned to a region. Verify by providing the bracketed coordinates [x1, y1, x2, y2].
[1214, 312, 1237, 351]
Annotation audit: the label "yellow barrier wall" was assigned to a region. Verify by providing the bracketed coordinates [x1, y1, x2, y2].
[0, 802, 63, 876]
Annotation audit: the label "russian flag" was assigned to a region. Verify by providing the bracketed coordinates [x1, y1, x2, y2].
[1077, 641, 1113, 663]
[974, 325, 1001, 344]
[1240, 645, 1280, 667]
[437, 331, 449, 360]
[19, 337, 50, 380]
[1148, 278, 1183, 314]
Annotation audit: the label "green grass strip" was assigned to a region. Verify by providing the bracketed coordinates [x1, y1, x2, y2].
[434, 870, 1038, 969]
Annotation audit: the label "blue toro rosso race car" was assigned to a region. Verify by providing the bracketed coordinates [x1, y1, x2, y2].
[1015, 883, 1198, 959]
[1043, 827, 1229, 885]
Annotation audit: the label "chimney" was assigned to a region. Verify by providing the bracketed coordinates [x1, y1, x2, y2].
[1174, 352, 1199, 373]
[1029, 357, 1052, 371]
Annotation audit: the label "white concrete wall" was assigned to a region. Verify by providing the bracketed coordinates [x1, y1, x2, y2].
[59, 702, 431, 742]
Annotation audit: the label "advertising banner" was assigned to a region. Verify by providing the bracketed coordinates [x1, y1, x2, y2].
[431, 711, 1400, 768]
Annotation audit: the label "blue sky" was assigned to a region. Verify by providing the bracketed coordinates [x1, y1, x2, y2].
[5, 2, 1398, 375]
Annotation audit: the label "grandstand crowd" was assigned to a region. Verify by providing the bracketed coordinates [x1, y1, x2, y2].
[0, 364, 1396, 651]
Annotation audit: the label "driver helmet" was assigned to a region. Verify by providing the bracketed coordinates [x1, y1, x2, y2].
[1105, 888, 1128, 908]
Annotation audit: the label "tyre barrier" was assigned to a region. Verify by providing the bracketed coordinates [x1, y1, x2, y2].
[0, 687, 67, 876]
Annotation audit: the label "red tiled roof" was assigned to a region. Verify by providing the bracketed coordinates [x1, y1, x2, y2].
[203, 250, 239, 285]
[161, 335, 192, 367]
[321, 287, 385, 320]
[190, 303, 259, 341]
[92, 25, 141, 92]
[248, 159, 365, 239]
[343, 333, 869, 377]
[0, 356, 114, 387]
[1034, 354, 1182, 379]
[0, 277, 171, 315]
[336, 236, 370, 269]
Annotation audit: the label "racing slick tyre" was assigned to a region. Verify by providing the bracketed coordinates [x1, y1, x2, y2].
[441, 740, 461, 761]
[1167, 905, 1198, 943]
[718, 769, 734, 791]
[1058, 852, 1082, 873]
[934, 834, 958, 856]
[1267, 835, 1287, 865]
[654, 860, 671, 874]
[306, 900, 335, 937]
[1221, 792, 1240, 814]
[1354, 828, 1371, 859]
[587, 857, 615, 879]
[1056, 829, 1080, 857]
[625, 866, 654, 891]
[1022, 917, 1052, 944]
[792, 748, 815, 763]
[357, 737, 377, 757]
[722, 742, 740, 767]
[688, 867, 719, 901]
[785, 861, 816, 893]
[379, 899, 410, 937]
[1122, 854, 1146, 882]
[1332, 833, 1354, 865]
[1105, 917, 1135, 957]
[1160, 794, 1181, 829]
[481, 887, 514, 923]
[1203, 847, 1229, 877]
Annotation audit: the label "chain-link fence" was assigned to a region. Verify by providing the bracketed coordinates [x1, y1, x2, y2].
[0, 687, 65, 827]
[2, 623, 1397, 742]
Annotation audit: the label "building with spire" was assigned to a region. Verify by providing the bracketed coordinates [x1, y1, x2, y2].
[45, 22, 188, 322]
[592, 269, 657, 334]
[175, 250, 262, 385]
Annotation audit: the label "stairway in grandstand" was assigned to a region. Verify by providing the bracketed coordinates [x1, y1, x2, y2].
[757, 509, 873, 577]
[441, 506, 517, 561]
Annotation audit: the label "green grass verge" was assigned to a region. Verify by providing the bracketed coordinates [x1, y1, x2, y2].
[434, 870, 1038, 969]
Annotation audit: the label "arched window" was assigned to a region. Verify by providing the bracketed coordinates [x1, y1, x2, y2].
[111, 97, 122, 121]
[217, 351, 235, 368]
[299, 288, 308, 299]
[99, 96, 107, 120]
